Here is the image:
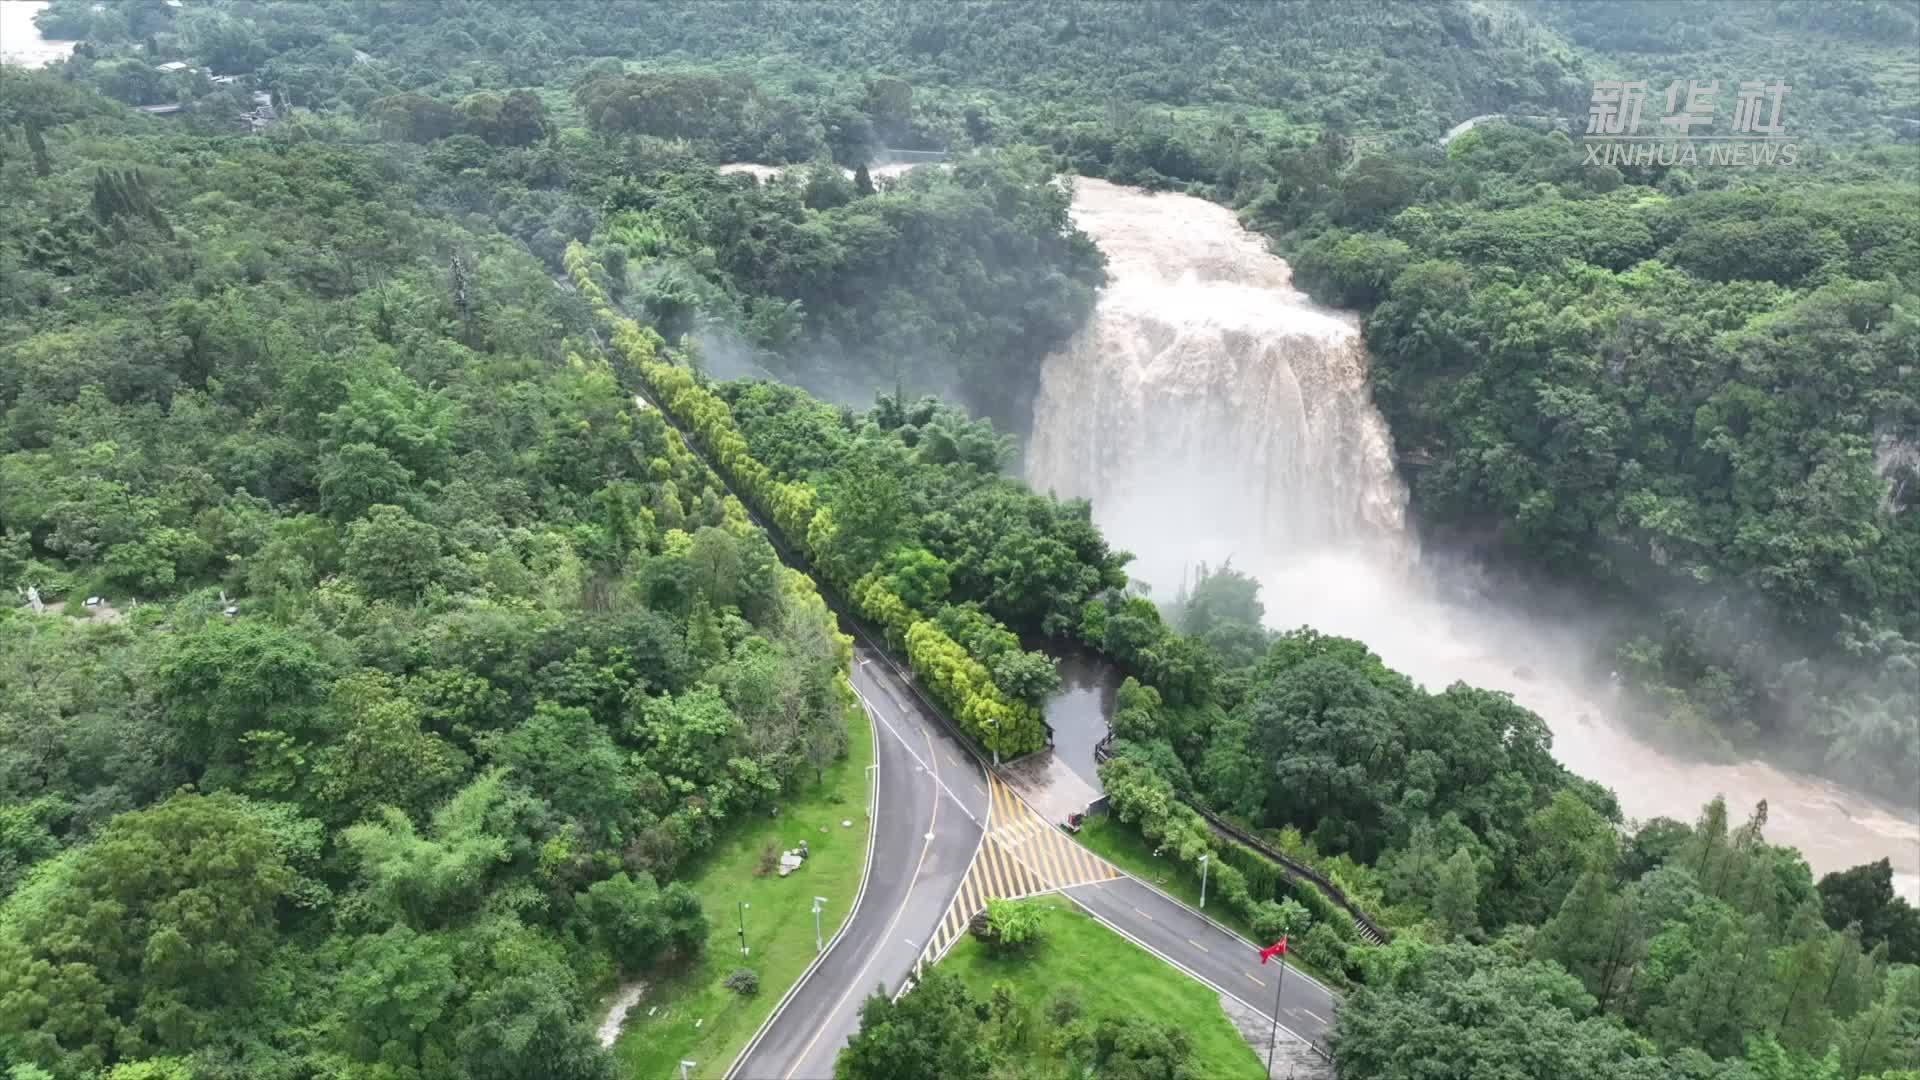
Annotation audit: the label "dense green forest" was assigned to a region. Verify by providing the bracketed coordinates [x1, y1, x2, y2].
[1274, 126, 1920, 799]
[27, 0, 1919, 789]
[0, 70, 880, 1077]
[5, 1, 1919, 1077]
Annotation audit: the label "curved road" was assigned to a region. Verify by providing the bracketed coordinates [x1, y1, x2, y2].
[728, 644, 991, 1079]
[727, 640, 1338, 1078]
[636, 383, 1337, 1077]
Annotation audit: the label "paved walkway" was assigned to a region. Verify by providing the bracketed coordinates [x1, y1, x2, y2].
[998, 748, 1106, 825]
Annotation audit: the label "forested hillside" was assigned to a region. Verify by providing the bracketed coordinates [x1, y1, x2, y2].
[4, 2, 1918, 1078]
[1267, 127, 1920, 798]
[0, 71, 873, 1077]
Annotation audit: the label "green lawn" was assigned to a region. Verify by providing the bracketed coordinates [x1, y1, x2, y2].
[612, 703, 875, 1080]
[939, 894, 1265, 1080]
[1075, 814, 1341, 987]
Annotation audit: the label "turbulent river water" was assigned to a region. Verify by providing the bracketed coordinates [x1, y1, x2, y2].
[0, 1, 75, 69]
[1028, 177, 1920, 896]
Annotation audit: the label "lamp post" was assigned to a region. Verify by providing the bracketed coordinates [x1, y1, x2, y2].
[736, 901, 750, 957]
[984, 716, 1000, 766]
[865, 763, 878, 819]
[1199, 853, 1210, 909]
[679, 1060, 696, 1080]
[812, 896, 829, 953]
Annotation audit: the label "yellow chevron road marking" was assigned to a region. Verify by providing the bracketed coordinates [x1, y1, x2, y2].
[918, 774, 1124, 966]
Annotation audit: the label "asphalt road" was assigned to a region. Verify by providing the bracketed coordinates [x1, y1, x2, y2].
[728, 643, 991, 1080]
[1063, 875, 1338, 1055]
[642, 386, 1335, 1074]
[729, 635, 1336, 1077]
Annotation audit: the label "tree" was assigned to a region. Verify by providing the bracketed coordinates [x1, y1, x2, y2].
[345, 504, 442, 600]
[1537, 867, 1643, 1013]
[1645, 901, 1772, 1057]
[312, 674, 467, 826]
[1818, 859, 1920, 964]
[1432, 846, 1482, 938]
[576, 872, 707, 972]
[495, 89, 551, 146]
[335, 925, 460, 1073]
[975, 897, 1045, 954]
[320, 443, 415, 521]
[493, 699, 638, 839]
[339, 769, 538, 930]
[637, 686, 742, 793]
[447, 918, 614, 1080]
[1091, 1016, 1195, 1080]
[1245, 654, 1407, 859]
[989, 650, 1061, 708]
[0, 793, 296, 1069]
[1331, 942, 1648, 1079]
[836, 969, 990, 1080]
[155, 620, 332, 778]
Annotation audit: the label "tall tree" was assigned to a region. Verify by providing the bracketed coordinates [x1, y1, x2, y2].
[836, 969, 990, 1080]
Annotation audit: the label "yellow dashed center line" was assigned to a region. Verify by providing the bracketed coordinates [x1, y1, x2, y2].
[1187, 939, 1208, 952]
[1133, 907, 1153, 921]
[1244, 972, 1266, 988]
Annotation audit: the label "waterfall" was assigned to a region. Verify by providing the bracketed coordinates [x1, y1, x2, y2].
[1028, 180, 1410, 586]
[1028, 177, 1920, 892]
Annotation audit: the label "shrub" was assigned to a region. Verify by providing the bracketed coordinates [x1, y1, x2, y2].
[1277, 898, 1313, 937]
[1250, 899, 1291, 943]
[1045, 986, 1083, 1027]
[979, 897, 1046, 955]
[1299, 923, 1351, 987]
[723, 968, 760, 996]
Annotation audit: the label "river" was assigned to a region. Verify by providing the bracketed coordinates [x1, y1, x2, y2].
[0, 1, 75, 68]
[1028, 177, 1920, 899]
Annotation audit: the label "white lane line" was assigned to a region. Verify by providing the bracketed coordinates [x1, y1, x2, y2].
[1303, 1008, 1328, 1025]
[780, 724, 946, 1079]
[1056, 886, 1321, 1059]
[725, 692, 885, 1078]
[850, 684, 979, 825]
[1187, 939, 1208, 952]
[1096, 873, 1342, 1001]
[1245, 972, 1265, 988]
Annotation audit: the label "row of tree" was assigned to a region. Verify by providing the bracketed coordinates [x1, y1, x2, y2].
[566, 241, 1049, 758]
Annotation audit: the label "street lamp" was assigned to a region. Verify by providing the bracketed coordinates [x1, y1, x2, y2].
[812, 896, 829, 953]
[736, 901, 750, 956]
[1199, 854, 1210, 909]
[984, 716, 1000, 766]
[679, 1061, 696, 1080]
[865, 763, 878, 819]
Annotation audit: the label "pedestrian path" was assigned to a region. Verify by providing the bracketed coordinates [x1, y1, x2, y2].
[918, 773, 1122, 965]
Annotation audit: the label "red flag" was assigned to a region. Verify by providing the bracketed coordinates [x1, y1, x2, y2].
[1259, 936, 1288, 964]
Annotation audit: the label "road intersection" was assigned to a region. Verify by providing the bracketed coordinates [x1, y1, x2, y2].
[635, 388, 1335, 1077]
[725, 640, 1336, 1078]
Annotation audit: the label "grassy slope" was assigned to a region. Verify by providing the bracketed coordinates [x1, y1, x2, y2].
[612, 702, 875, 1079]
[1075, 815, 1341, 986]
[939, 894, 1266, 1080]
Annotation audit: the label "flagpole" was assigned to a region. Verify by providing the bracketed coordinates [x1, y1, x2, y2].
[1266, 950, 1286, 1078]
